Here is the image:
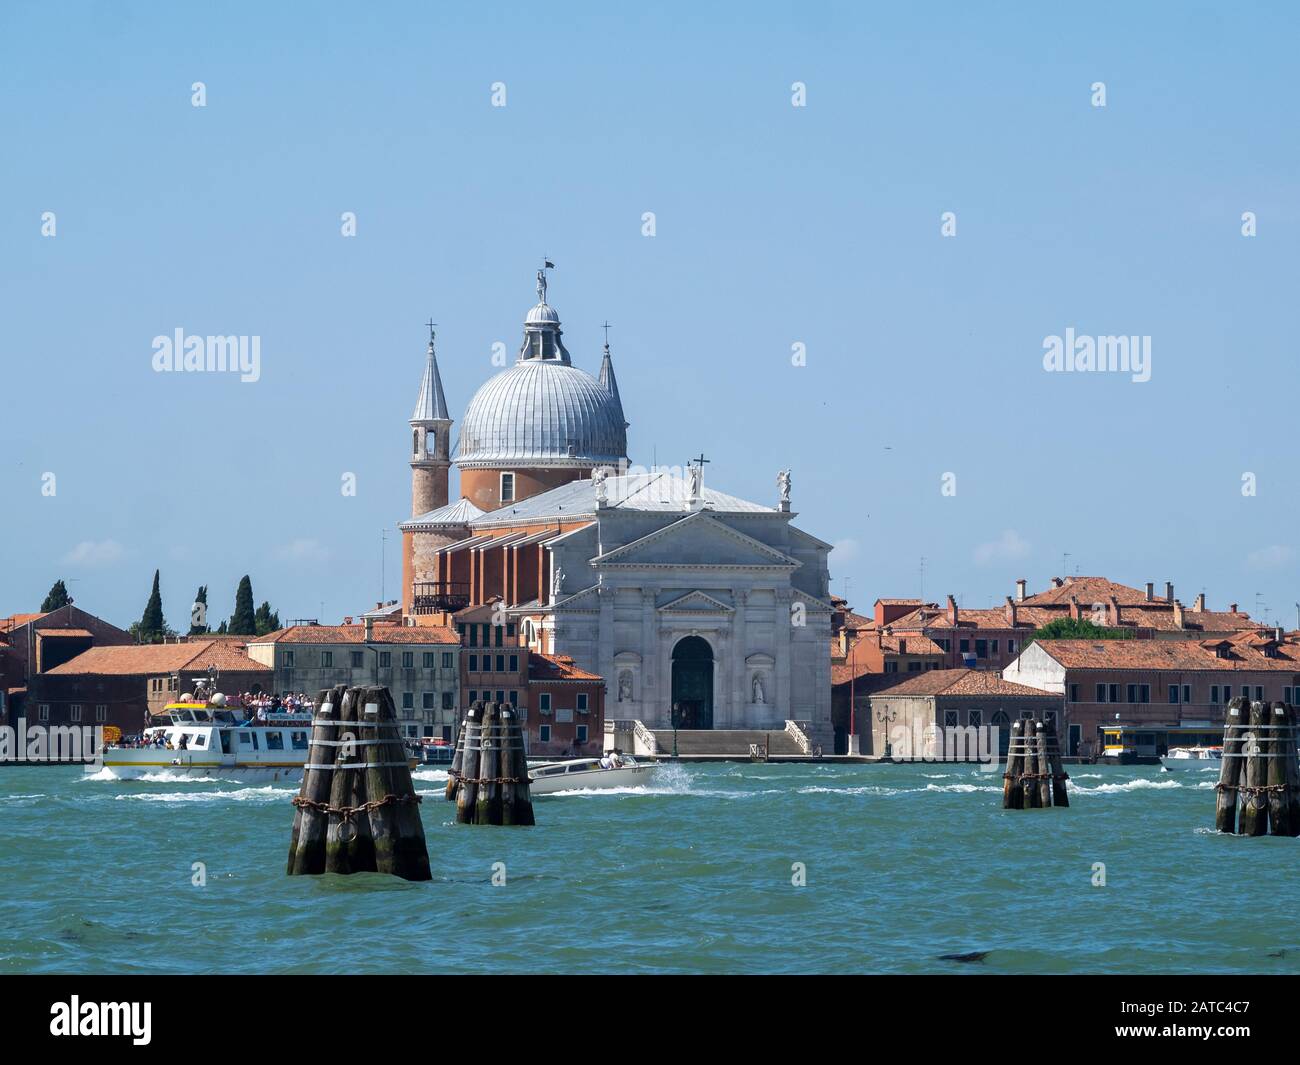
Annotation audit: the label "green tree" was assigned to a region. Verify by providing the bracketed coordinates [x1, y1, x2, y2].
[139, 569, 166, 643]
[188, 585, 209, 636]
[1024, 616, 1131, 650]
[40, 579, 71, 612]
[216, 620, 229, 635]
[254, 601, 281, 636]
[229, 575, 256, 635]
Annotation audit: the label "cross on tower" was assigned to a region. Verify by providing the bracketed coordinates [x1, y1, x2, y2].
[426, 318, 436, 342]
[602, 320, 612, 348]
[691, 453, 710, 470]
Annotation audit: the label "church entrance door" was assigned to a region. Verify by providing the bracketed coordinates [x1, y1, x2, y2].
[671, 636, 714, 729]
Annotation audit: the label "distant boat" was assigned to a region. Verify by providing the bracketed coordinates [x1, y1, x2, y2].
[1159, 746, 1223, 772]
[527, 756, 659, 795]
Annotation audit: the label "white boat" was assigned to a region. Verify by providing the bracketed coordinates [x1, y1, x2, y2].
[528, 755, 659, 794]
[90, 697, 313, 782]
[1159, 745, 1223, 772]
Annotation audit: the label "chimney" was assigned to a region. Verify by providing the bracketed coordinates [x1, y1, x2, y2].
[1005, 595, 1018, 626]
[1229, 603, 1238, 614]
[1172, 600, 1185, 629]
[946, 594, 958, 625]
[898, 638, 907, 655]
[1015, 578, 1027, 602]
[1145, 582, 1154, 602]
[1069, 595, 1082, 621]
[1109, 596, 1121, 627]
[1275, 626, 1284, 643]
[839, 629, 849, 657]
[363, 616, 374, 641]
[1051, 577, 1065, 589]
[1165, 581, 1174, 603]
[1193, 593, 1205, 612]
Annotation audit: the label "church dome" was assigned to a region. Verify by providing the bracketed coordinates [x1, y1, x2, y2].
[455, 275, 628, 470]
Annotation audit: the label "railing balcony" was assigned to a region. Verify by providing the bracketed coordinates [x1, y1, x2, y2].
[411, 581, 471, 614]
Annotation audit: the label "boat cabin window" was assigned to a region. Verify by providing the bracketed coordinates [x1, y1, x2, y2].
[190, 733, 207, 748]
[291, 731, 309, 750]
[265, 732, 285, 751]
[239, 731, 259, 750]
[535, 765, 568, 776]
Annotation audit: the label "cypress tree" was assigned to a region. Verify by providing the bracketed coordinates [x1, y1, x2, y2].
[188, 585, 209, 635]
[139, 570, 166, 643]
[40, 579, 71, 612]
[229, 576, 256, 635]
[254, 601, 281, 636]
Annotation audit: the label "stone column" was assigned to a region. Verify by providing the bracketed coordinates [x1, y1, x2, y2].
[733, 589, 748, 729]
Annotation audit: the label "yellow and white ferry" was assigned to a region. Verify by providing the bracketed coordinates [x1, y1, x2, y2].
[92, 691, 312, 782]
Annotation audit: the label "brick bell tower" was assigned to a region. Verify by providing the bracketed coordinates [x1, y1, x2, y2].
[401, 323, 453, 612]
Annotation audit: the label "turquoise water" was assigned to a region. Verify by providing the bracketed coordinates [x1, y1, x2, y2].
[2, 761, 1297, 974]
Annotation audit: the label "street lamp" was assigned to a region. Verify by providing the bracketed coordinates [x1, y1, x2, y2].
[875, 705, 898, 760]
[847, 637, 861, 756]
[671, 701, 680, 760]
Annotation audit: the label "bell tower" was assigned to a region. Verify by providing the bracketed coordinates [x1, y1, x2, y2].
[410, 321, 451, 517]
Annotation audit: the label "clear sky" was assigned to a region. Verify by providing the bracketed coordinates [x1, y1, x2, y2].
[2, 1, 1297, 632]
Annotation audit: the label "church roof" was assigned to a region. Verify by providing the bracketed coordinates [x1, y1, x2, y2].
[411, 333, 451, 423]
[400, 497, 486, 530]
[474, 470, 774, 526]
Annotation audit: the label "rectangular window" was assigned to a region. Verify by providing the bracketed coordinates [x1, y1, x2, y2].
[265, 732, 285, 751]
[468, 626, 478, 648]
[1211, 685, 1221, 704]
[1069, 684, 1079, 702]
[39, 704, 50, 721]
[1169, 686, 1180, 704]
[494, 625, 503, 648]
[1183, 685, 1192, 704]
[379, 650, 391, 668]
[944, 710, 959, 727]
[967, 709, 982, 727]
[402, 651, 414, 669]
[907, 661, 922, 672]
[885, 661, 898, 673]
[991, 640, 999, 655]
[509, 654, 519, 672]
[1127, 684, 1137, 703]
[975, 639, 988, 658]
[506, 623, 516, 637]
[351, 651, 364, 668]
[576, 725, 588, 743]
[1008, 640, 1017, 654]
[509, 690, 519, 708]
[442, 692, 454, 710]
[1243, 685, 1251, 699]
[95, 704, 107, 722]
[1045, 710, 1057, 726]
[468, 690, 478, 704]
[423, 652, 436, 669]
[442, 725, 453, 742]
[70, 704, 82, 722]
[322, 651, 333, 667]
[1255, 686, 1264, 702]
[577, 693, 588, 711]
[1096, 683, 1107, 703]
[468, 654, 478, 672]
[1108, 684, 1119, 703]
[402, 692, 414, 709]
[959, 639, 970, 654]
[442, 652, 454, 669]
[495, 655, 505, 672]
[495, 689, 505, 705]
[539, 693, 552, 712]
[291, 731, 309, 750]
[284, 650, 295, 667]
[539, 724, 551, 742]
[500, 472, 516, 503]
[1140, 685, 1150, 703]
[422, 692, 435, 710]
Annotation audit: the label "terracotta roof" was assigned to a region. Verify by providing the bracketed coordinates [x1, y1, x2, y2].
[875, 598, 924, 606]
[529, 653, 602, 682]
[1022, 577, 1155, 607]
[251, 624, 459, 645]
[0, 612, 46, 633]
[873, 668, 1060, 698]
[1033, 635, 1300, 673]
[35, 628, 93, 637]
[44, 641, 269, 677]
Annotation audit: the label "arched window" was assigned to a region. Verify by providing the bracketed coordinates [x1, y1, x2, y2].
[412, 429, 419, 455]
[992, 710, 1011, 756]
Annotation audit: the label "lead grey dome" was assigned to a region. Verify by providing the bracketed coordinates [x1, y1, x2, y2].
[455, 297, 628, 470]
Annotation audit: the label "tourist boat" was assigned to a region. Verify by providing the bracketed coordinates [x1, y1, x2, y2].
[1159, 745, 1223, 772]
[410, 737, 455, 765]
[527, 755, 659, 795]
[92, 691, 314, 782]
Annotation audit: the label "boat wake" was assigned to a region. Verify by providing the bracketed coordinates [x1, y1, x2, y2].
[112, 784, 294, 804]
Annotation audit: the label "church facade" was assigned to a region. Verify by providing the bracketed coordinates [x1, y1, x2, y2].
[398, 268, 834, 745]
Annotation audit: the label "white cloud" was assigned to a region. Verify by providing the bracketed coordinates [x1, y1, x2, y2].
[62, 539, 125, 567]
[974, 529, 1031, 566]
[276, 538, 331, 564]
[832, 537, 860, 564]
[1246, 544, 1294, 570]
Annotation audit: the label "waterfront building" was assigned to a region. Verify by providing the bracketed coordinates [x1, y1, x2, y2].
[1003, 627, 1300, 757]
[867, 668, 1064, 761]
[397, 270, 835, 750]
[246, 622, 460, 740]
[31, 639, 272, 736]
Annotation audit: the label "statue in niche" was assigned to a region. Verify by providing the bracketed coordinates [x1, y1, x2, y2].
[551, 565, 565, 601]
[618, 670, 634, 703]
[752, 671, 767, 705]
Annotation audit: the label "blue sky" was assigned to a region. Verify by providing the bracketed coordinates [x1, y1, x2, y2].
[2, 1, 1297, 631]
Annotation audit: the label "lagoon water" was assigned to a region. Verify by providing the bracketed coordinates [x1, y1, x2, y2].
[2, 761, 1296, 974]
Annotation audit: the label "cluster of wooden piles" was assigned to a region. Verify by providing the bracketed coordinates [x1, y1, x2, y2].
[1001, 718, 1070, 809]
[287, 684, 432, 881]
[1214, 697, 1300, 836]
[444, 701, 535, 826]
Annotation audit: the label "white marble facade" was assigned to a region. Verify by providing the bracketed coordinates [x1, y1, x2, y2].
[525, 474, 834, 744]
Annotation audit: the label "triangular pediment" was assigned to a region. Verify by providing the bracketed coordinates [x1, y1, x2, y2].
[594, 512, 798, 569]
[658, 591, 734, 614]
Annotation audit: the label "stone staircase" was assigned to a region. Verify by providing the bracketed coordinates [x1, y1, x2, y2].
[648, 728, 806, 757]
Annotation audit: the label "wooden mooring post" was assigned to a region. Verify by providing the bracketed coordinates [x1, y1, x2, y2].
[286, 684, 431, 881]
[1214, 697, 1300, 836]
[452, 700, 535, 826]
[1002, 715, 1070, 809]
[445, 717, 466, 802]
